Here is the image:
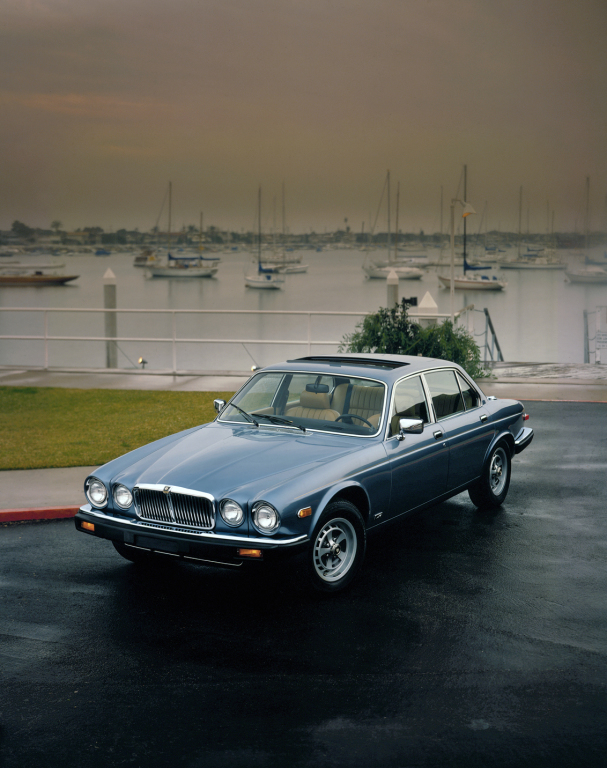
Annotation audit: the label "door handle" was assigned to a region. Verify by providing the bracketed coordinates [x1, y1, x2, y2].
[433, 430, 443, 439]
[480, 414, 488, 423]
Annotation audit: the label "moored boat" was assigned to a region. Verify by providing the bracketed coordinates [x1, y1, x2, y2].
[565, 265, 607, 284]
[438, 273, 506, 291]
[0, 269, 79, 286]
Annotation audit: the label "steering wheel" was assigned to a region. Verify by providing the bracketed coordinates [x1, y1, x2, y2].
[334, 414, 374, 428]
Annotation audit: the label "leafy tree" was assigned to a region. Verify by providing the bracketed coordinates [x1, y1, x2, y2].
[11, 220, 34, 238]
[340, 298, 488, 378]
[51, 220, 62, 233]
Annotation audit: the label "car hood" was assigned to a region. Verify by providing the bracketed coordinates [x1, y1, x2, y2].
[112, 422, 365, 500]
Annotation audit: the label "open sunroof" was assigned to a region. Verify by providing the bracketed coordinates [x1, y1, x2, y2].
[290, 355, 410, 370]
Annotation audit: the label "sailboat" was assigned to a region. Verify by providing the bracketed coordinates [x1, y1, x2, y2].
[147, 184, 220, 278]
[438, 166, 506, 291]
[262, 184, 308, 274]
[362, 173, 424, 280]
[244, 187, 285, 289]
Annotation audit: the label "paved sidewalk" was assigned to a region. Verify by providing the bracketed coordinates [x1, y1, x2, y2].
[0, 466, 96, 521]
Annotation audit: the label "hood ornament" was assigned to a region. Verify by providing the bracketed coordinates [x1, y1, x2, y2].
[163, 486, 171, 494]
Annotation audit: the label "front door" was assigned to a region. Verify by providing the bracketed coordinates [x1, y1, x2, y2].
[386, 374, 449, 518]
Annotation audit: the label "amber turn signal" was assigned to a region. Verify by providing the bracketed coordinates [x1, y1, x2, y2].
[81, 521, 95, 532]
[237, 548, 263, 559]
[297, 507, 312, 519]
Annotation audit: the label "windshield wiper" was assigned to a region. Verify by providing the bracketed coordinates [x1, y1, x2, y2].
[228, 403, 259, 427]
[253, 413, 306, 433]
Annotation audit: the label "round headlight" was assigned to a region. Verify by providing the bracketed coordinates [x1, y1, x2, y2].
[220, 499, 244, 527]
[253, 502, 280, 533]
[86, 478, 107, 508]
[113, 484, 133, 509]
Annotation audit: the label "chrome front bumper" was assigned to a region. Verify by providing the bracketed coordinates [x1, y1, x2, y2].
[77, 504, 309, 549]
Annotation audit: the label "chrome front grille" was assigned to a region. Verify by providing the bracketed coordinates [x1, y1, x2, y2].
[133, 486, 215, 530]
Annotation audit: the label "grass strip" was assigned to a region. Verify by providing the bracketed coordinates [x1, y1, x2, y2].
[0, 387, 234, 470]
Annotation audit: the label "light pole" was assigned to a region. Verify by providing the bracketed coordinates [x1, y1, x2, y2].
[450, 198, 476, 322]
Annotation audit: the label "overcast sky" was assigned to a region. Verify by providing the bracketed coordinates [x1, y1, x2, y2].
[2, 0, 606, 234]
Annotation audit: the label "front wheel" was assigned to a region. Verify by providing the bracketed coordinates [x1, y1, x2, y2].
[468, 441, 511, 509]
[307, 501, 366, 593]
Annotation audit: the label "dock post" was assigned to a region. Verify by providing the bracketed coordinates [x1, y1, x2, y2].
[387, 270, 398, 306]
[103, 268, 118, 368]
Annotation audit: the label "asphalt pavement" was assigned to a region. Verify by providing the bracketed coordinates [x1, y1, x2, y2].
[1, 399, 606, 768]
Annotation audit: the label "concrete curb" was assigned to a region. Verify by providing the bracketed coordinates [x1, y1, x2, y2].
[0, 506, 79, 523]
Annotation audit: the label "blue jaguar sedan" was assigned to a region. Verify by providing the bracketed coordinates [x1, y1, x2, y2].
[75, 354, 533, 591]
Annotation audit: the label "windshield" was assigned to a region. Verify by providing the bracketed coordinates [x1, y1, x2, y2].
[219, 371, 386, 436]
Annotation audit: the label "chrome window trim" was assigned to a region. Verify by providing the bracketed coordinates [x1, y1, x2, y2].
[217, 368, 388, 439]
[384, 372, 435, 442]
[79, 505, 308, 547]
[420, 367, 470, 423]
[455, 370, 483, 412]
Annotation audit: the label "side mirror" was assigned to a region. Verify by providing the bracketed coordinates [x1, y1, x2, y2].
[398, 417, 423, 440]
[214, 399, 227, 414]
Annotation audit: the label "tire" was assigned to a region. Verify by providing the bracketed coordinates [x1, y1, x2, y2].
[112, 540, 175, 566]
[306, 500, 366, 593]
[468, 441, 511, 509]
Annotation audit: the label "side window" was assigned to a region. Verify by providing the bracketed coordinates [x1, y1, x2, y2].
[389, 376, 430, 437]
[457, 373, 480, 410]
[424, 370, 465, 420]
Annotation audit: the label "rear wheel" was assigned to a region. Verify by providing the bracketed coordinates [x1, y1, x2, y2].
[468, 441, 511, 509]
[307, 501, 366, 593]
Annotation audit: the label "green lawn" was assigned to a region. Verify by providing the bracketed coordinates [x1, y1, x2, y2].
[0, 387, 234, 470]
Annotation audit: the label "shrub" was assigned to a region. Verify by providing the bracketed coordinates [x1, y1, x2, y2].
[339, 298, 488, 379]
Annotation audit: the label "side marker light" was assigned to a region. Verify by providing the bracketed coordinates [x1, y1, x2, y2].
[298, 507, 312, 519]
[81, 521, 95, 532]
[237, 548, 263, 559]
[523, 413, 529, 421]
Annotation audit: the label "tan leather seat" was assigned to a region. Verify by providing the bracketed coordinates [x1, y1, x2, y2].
[332, 383, 383, 427]
[286, 390, 339, 421]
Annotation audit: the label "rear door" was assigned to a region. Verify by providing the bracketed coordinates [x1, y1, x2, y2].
[423, 369, 493, 490]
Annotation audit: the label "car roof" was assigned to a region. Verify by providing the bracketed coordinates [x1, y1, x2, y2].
[261, 353, 464, 383]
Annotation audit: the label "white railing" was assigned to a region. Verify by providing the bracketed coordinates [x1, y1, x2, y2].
[0, 305, 477, 373]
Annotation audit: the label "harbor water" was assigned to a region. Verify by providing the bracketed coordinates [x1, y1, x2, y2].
[1, 247, 606, 372]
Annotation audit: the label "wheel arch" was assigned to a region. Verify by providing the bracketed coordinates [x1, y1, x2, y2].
[485, 429, 515, 464]
[314, 482, 371, 528]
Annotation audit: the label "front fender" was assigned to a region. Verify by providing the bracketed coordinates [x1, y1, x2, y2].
[309, 481, 371, 532]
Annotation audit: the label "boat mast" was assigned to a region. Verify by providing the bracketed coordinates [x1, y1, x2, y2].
[518, 185, 523, 259]
[199, 211, 203, 255]
[462, 165, 467, 271]
[585, 176, 590, 251]
[258, 185, 262, 267]
[394, 181, 400, 264]
[167, 181, 172, 256]
[386, 170, 391, 262]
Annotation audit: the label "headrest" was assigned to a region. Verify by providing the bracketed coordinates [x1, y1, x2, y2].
[300, 390, 331, 410]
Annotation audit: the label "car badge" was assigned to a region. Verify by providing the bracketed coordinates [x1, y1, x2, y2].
[163, 486, 171, 494]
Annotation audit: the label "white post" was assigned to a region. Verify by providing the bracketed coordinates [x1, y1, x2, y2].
[450, 201, 456, 323]
[103, 268, 117, 369]
[387, 270, 399, 307]
[172, 311, 177, 373]
[44, 310, 49, 369]
[596, 306, 607, 365]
